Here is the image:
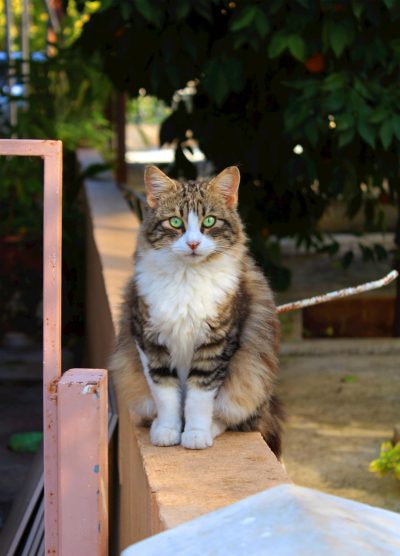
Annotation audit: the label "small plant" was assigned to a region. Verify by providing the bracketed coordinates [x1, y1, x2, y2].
[369, 441, 400, 481]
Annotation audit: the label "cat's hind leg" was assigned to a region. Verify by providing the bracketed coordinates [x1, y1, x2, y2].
[109, 344, 156, 420]
[211, 418, 227, 439]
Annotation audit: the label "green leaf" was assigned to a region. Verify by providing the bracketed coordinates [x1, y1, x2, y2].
[230, 6, 257, 31]
[288, 35, 306, 61]
[390, 38, 400, 55]
[134, 0, 163, 25]
[393, 115, 400, 140]
[338, 128, 355, 148]
[224, 58, 244, 93]
[171, 0, 191, 21]
[193, 0, 212, 22]
[353, 77, 373, 100]
[324, 93, 345, 112]
[203, 60, 229, 106]
[268, 33, 288, 58]
[368, 107, 387, 124]
[120, 0, 133, 21]
[329, 23, 352, 57]
[322, 72, 347, 92]
[254, 13, 270, 39]
[383, 0, 396, 9]
[295, 0, 310, 7]
[202, 57, 244, 106]
[352, 1, 364, 18]
[358, 120, 376, 148]
[336, 113, 354, 131]
[380, 120, 394, 149]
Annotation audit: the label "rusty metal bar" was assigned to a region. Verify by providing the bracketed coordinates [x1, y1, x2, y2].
[43, 141, 63, 555]
[58, 369, 108, 556]
[0, 139, 62, 555]
[277, 270, 399, 314]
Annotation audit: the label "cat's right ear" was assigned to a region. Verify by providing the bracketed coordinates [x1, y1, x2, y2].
[144, 166, 176, 208]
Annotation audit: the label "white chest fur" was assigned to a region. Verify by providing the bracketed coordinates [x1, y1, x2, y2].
[135, 250, 240, 378]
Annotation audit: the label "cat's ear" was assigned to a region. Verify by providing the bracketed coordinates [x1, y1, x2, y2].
[144, 166, 176, 208]
[209, 166, 240, 208]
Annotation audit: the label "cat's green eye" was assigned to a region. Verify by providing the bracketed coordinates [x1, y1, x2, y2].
[169, 216, 184, 229]
[202, 215, 216, 228]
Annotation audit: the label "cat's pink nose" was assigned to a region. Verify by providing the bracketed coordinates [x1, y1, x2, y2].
[187, 241, 200, 251]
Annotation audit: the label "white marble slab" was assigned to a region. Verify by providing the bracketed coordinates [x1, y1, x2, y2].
[122, 484, 400, 556]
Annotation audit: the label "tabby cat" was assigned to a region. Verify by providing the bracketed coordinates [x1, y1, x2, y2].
[110, 165, 283, 456]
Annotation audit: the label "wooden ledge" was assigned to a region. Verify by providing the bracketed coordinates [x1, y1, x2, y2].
[81, 150, 289, 551]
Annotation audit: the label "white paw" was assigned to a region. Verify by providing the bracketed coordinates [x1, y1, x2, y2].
[181, 429, 213, 450]
[150, 420, 181, 446]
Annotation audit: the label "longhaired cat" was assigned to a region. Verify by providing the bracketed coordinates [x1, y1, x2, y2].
[110, 165, 283, 456]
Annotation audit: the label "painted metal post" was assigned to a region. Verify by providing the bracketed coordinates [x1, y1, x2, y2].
[58, 369, 108, 556]
[43, 141, 63, 555]
[0, 140, 110, 554]
[0, 139, 62, 554]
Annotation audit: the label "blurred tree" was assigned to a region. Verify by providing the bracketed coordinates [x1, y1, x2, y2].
[76, 0, 400, 334]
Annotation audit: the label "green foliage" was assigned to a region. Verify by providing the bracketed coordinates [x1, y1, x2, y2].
[128, 95, 170, 125]
[369, 441, 400, 480]
[76, 0, 400, 288]
[0, 29, 111, 338]
[0, 46, 111, 238]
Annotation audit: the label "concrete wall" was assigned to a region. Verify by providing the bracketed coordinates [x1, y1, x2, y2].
[81, 151, 289, 553]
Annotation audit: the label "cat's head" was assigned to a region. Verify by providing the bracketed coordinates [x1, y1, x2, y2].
[141, 166, 244, 262]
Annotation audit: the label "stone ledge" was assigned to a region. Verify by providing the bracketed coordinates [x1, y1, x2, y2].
[80, 150, 289, 551]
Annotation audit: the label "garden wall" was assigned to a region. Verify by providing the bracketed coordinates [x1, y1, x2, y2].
[81, 150, 289, 553]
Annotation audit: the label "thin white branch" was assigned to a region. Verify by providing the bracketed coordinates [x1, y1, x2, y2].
[277, 270, 399, 314]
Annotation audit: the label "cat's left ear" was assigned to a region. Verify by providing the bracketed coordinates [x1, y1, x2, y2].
[209, 166, 240, 208]
[144, 165, 176, 208]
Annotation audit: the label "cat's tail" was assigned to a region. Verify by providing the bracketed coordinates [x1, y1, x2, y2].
[232, 394, 285, 460]
[259, 394, 285, 460]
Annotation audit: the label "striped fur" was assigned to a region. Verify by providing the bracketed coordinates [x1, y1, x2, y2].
[110, 166, 283, 456]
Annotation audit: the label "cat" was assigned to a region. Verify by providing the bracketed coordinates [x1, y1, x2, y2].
[110, 165, 283, 457]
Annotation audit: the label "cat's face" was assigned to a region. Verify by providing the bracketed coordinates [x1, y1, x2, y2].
[142, 166, 244, 263]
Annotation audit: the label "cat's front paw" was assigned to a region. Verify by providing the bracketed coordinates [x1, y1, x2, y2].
[181, 429, 213, 450]
[150, 420, 181, 446]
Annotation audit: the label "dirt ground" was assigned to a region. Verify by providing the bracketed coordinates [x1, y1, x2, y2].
[278, 347, 400, 513]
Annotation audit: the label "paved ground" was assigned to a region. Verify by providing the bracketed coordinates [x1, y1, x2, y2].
[279, 342, 400, 512]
